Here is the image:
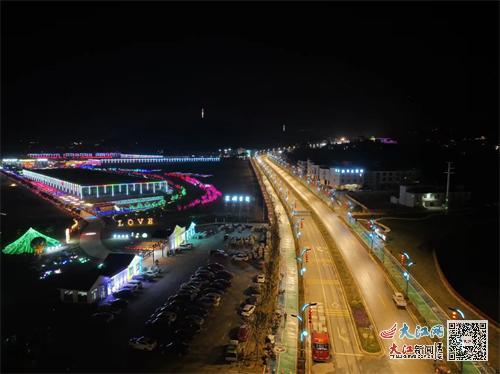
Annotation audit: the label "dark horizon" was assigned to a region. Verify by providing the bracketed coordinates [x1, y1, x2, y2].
[2, 2, 499, 154]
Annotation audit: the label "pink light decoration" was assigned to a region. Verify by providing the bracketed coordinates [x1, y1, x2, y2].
[165, 172, 222, 210]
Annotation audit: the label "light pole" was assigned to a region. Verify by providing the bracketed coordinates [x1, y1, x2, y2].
[291, 302, 318, 341]
[402, 252, 416, 296]
[403, 271, 410, 296]
[448, 307, 465, 373]
[297, 247, 311, 276]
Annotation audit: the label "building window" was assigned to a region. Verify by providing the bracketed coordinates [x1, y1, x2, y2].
[77, 292, 87, 303]
[63, 290, 73, 302]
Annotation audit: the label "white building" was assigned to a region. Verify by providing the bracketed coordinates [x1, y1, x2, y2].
[319, 167, 331, 186]
[394, 185, 471, 208]
[329, 167, 365, 190]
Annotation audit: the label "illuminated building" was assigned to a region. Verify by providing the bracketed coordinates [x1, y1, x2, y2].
[57, 253, 142, 304]
[329, 167, 365, 190]
[21, 169, 172, 199]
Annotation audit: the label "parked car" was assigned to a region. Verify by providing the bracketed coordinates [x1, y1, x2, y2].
[199, 295, 220, 307]
[200, 288, 224, 296]
[182, 305, 209, 318]
[179, 243, 194, 250]
[172, 293, 194, 303]
[210, 249, 228, 257]
[122, 284, 139, 293]
[203, 293, 222, 302]
[214, 278, 231, 287]
[195, 269, 215, 277]
[185, 314, 204, 326]
[197, 298, 216, 308]
[128, 280, 143, 288]
[215, 270, 234, 280]
[256, 274, 266, 283]
[248, 285, 261, 295]
[111, 298, 129, 308]
[174, 325, 201, 339]
[160, 341, 189, 356]
[97, 304, 122, 315]
[225, 340, 239, 362]
[113, 290, 133, 299]
[207, 263, 225, 271]
[246, 295, 262, 305]
[129, 336, 157, 351]
[155, 311, 177, 323]
[213, 282, 230, 291]
[237, 324, 251, 342]
[189, 279, 210, 288]
[392, 292, 407, 308]
[241, 304, 256, 318]
[91, 312, 114, 324]
[232, 254, 249, 262]
[177, 290, 197, 301]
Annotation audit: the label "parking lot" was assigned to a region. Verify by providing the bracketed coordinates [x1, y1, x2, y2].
[33, 224, 267, 372]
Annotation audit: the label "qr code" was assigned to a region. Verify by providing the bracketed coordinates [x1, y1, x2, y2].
[447, 320, 488, 361]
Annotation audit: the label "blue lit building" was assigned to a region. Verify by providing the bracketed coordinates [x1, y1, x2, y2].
[57, 253, 142, 304]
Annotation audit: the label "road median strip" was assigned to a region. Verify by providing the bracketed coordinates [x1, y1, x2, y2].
[261, 157, 382, 355]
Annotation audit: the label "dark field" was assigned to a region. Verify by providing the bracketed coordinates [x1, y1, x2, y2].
[0, 174, 74, 246]
[381, 208, 499, 321]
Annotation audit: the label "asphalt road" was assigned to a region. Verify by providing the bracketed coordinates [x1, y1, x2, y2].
[262, 156, 435, 374]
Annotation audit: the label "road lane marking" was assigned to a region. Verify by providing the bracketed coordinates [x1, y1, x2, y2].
[306, 278, 340, 285]
[378, 293, 388, 308]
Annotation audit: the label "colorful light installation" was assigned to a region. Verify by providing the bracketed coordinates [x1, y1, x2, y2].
[165, 172, 222, 211]
[2, 228, 61, 255]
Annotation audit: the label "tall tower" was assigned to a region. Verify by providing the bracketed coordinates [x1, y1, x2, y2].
[201, 107, 205, 119]
[283, 124, 286, 132]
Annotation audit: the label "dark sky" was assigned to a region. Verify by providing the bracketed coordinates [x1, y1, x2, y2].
[2, 2, 498, 153]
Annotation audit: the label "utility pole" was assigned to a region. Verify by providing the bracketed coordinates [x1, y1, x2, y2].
[444, 162, 455, 212]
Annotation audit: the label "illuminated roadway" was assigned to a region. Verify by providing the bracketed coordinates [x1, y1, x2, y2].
[261, 156, 435, 374]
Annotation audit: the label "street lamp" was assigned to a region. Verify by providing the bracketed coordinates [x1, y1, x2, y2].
[297, 247, 311, 263]
[448, 307, 465, 320]
[403, 271, 410, 296]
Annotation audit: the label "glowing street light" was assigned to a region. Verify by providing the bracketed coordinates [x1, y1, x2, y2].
[403, 271, 410, 296]
[448, 307, 465, 320]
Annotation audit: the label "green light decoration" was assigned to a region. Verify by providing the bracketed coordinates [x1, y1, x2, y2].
[2, 227, 61, 255]
[181, 187, 187, 196]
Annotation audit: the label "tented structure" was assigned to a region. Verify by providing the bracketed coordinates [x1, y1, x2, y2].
[2, 227, 61, 255]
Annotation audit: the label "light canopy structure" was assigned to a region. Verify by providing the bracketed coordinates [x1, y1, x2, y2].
[2, 227, 61, 255]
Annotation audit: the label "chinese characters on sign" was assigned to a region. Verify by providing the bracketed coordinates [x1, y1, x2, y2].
[389, 342, 444, 360]
[379, 323, 444, 360]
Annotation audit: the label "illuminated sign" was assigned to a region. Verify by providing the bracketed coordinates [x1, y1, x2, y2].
[117, 217, 155, 227]
[224, 195, 251, 203]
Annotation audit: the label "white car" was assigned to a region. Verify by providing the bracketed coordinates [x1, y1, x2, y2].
[232, 253, 249, 261]
[392, 292, 407, 308]
[256, 274, 266, 283]
[129, 336, 157, 351]
[241, 304, 256, 317]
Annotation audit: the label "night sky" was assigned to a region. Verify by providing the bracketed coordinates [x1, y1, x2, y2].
[2, 2, 498, 153]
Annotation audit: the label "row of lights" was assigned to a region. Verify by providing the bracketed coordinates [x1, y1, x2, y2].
[334, 168, 364, 174]
[224, 195, 251, 203]
[112, 232, 149, 240]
